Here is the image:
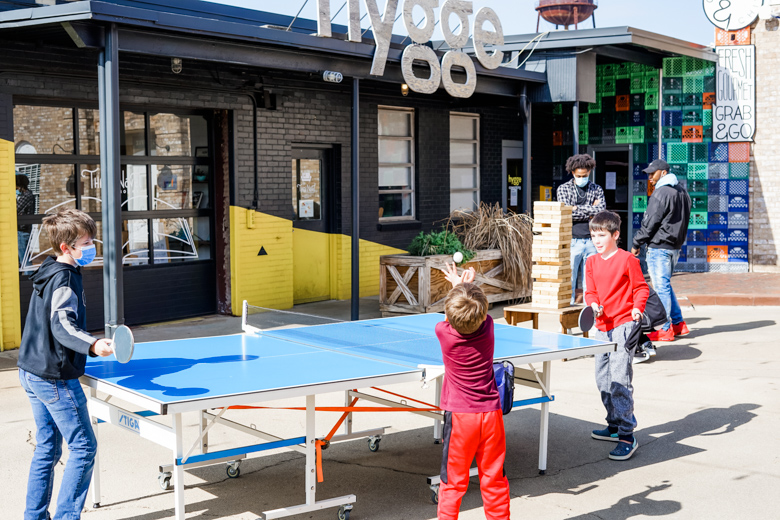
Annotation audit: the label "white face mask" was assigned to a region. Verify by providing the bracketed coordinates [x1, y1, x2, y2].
[574, 177, 589, 188]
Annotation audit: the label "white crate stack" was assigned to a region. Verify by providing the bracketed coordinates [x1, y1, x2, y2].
[532, 202, 573, 309]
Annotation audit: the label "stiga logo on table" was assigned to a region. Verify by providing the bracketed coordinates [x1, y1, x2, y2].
[118, 413, 141, 434]
[315, 0, 504, 98]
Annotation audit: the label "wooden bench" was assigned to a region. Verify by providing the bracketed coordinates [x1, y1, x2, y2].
[504, 303, 589, 338]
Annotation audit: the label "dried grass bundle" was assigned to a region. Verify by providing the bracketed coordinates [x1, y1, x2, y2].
[448, 203, 534, 295]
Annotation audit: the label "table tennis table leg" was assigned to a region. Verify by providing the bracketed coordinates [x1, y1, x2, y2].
[199, 410, 208, 454]
[173, 413, 186, 519]
[305, 395, 316, 505]
[343, 390, 353, 436]
[89, 387, 102, 509]
[433, 377, 443, 442]
[538, 361, 552, 475]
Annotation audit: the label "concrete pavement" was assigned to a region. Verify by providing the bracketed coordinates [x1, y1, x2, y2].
[1, 300, 778, 519]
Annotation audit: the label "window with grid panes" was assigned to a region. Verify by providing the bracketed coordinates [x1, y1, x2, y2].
[449, 113, 480, 211]
[378, 107, 414, 220]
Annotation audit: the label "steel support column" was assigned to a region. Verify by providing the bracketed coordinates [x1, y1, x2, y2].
[521, 86, 533, 213]
[573, 102, 579, 155]
[351, 78, 360, 321]
[98, 23, 124, 336]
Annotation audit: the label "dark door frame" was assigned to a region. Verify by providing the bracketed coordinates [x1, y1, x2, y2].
[587, 144, 635, 248]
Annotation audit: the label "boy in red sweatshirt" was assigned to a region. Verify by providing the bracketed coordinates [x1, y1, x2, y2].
[584, 211, 649, 461]
[435, 264, 510, 519]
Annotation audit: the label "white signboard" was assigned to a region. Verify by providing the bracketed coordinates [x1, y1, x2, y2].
[714, 45, 755, 142]
[703, 0, 762, 31]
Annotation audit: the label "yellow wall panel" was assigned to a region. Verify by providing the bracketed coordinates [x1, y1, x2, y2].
[292, 227, 331, 304]
[0, 139, 21, 350]
[229, 206, 294, 312]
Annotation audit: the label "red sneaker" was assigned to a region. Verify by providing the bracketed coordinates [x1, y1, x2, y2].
[647, 328, 675, 342]
[672, 321, 690, 336]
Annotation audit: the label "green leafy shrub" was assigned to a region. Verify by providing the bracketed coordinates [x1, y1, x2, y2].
[407, 229, 474, 262]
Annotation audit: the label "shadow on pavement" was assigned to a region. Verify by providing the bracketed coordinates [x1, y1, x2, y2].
[90, 403, 759, 520]
[684, 320, 776, 340]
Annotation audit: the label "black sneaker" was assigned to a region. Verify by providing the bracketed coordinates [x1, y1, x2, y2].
[591, 427, 619, 442]
[609, 439, 639, 460]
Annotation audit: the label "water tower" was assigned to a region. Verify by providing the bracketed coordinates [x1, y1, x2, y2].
[536, 0, 598, 32]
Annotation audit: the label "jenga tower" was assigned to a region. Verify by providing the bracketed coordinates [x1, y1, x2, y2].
[531, 202, 573, 308]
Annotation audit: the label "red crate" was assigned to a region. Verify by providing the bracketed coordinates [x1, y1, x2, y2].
[729, 142, 750, 162]
[703, 92, 716, 110]
[616, 95, 630, 112]
[707, 245, 728, 263]
[553, 131, 563, 147]
[682, 126, 703, 143]
[715, 27, 751, 46]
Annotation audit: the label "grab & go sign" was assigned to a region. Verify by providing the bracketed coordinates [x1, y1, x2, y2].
[714, 45, 755, 142]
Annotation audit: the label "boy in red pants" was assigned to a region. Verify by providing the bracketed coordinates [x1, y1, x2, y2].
[435, 264, 510, 519]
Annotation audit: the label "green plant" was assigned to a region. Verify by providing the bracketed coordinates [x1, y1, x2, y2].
[407, 229, 474, 262]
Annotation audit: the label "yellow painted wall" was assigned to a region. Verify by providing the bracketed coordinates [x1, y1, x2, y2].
[0, 139, 22, 350]
[293, 228, 331, 304]
[229, 206, 405, 314]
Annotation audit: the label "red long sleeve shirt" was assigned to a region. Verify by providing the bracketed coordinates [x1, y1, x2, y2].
[584, 249, 649, 332]
[435, 314, 501, 413]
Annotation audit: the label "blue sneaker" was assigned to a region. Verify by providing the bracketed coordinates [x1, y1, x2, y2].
[609, 439, 638, 460]
[591, 427, 619, 442]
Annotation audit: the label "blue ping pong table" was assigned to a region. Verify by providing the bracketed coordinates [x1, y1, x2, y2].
[81, 305, 615, 520]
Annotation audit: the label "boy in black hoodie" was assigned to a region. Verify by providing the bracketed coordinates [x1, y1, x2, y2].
[17, 208, 113, 520]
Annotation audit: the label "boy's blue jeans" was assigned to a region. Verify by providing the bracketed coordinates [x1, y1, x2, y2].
[646, 247, 683, 332]
[570, 238, 597, 304]
[19, 369, 96, 520]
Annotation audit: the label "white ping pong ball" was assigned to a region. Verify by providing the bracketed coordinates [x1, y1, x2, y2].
[453, 252, 464, 263]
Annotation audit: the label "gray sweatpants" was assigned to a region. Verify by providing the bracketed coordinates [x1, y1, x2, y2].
[594, 321, 637, 436]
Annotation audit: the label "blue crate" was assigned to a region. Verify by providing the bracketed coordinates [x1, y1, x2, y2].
[728, 195, 749, 211]
[678, 248, 687, 262]
[708, 163, 729, 179]
[662, 110, 683, 127]
[728, 245, 748, 263]
[687, 230, 706, 244]
[727, 229, 749, 245]
[708, 180, 728, 195]
[687, 245, 707, 263]
[632, 213, 643, 228]
[633, 180, 648, 196]
[728, 179, 748, 196]
[708, 212, 729, 229]
[633, 163, 649, 178]
[707, 229, 728, 244]
[648, 142, 660, 161]
[630, 110, 645, 126]
[708, 195, 728, 212]
[708, 142, 729, 163]
[728, 212, 749, 229]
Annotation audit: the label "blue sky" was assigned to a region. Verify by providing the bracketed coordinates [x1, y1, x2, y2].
[205, 0, 716, 46]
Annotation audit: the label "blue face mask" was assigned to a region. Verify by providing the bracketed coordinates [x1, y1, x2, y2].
[72, 244, 96, 266]
[574, 177, 590, 188]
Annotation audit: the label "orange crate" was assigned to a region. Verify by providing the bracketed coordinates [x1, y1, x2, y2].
[729, 142, 750, 162]
[553, 131, 563, 146]
[707, 246, 728, 263]
[616, 95, 630, 112]
[682, 125, 703, 143]
[715, 27, 751, 46]
[703, 92, 716, 109]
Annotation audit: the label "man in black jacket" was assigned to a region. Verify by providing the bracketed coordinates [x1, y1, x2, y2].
[631, 159, 692, 344]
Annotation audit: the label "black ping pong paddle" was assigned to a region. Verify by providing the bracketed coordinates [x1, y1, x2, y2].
[578, 305, 601, 333]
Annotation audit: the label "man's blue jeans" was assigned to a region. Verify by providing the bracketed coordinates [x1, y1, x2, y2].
[570, 238, 597, 304]
[19, 369, 96, 520]
[18, 230, 30, 265]
[646, 247, 683, 332]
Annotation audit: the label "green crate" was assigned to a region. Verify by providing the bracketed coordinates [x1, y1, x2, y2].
[644, 91, 659, 110]
[578, 128, 588, 143]
[598, 79, 617, 97]
[633, 195, 648, 212]
[615, 111, 630, 127]
[630, 75, 645, 94]
[663, 57, 684, 77]
[615, 62, 631, 79]
[667, 142, 689, 163]
[633, 143, 648, 163]
[669, 164, 687, 177]
[629, 126, 645, 143]
[616, 127, 631, 143]
[683, 76, 704, 94]
[729, 163, 750, 179]
[553, 104, 563, 115]
[662, 94, 682, 109]
[683, 93, 702, 106]
[684, 57, 715, 76]
[630, 93, 644, 110]
[630, 62, 649, 74]
[703, 109, 712, 127]
[704, 75, 716, 92]
[597, 63, 615, 79]
[662, 126, 682, 142]
[689, 211, 708, 229]
[687, 163, 708, 180]
[691, 195, 708, 211]
[579, 112, 589, 128]
[662, 77, 683, 93]
[645, 109, 659, 125]
[689, 143, 708, 163]
[682, 108, 703, 125]
[645, 72, 660, 91]
[645, 124, 659, 140]
[688, 180, 707, 195]
[588, 98, 602, 114]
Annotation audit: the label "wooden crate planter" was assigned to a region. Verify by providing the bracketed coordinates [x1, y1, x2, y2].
[379, 250, 529, 316]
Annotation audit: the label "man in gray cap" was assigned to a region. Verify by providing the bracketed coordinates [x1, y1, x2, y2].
[631, 159, 692, 345]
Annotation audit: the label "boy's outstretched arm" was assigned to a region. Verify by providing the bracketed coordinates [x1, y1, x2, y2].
[441, 262, 476, 287]
[50, 285, 97, 356]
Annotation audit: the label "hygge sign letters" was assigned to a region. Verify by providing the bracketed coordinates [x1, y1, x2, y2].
[714, 45, 755, 142]
[316, 0, 504, 98]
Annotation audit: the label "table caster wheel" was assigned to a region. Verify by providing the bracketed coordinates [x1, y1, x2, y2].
[430, 484, 439, 504]
[368, 436, 380, 452]
[92, 503, 101, 509]
[226, 462, 241, 478]
[337, 505, 352, 520]
[158, 472, 173, 491]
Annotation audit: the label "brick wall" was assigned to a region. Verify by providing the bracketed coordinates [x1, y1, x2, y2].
[751, 22, 780, 272]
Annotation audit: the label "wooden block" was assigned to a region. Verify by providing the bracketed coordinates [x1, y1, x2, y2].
[532, 253, 571, 262]
[532, 300, 570, 309]
[532, 243, 570, 252]
[534, 236, 572, 246]
[533, 223, 573, 233]
[532, 264, 572, 275]
[533, 260, 569, 266]
[533, 288, 572, 298]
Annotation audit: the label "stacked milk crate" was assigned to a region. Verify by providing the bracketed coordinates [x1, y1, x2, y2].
[531, 202, 573, 308]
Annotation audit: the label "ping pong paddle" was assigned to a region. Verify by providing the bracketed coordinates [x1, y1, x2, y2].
[578, 305, 600, 333]
[112, 325, 134, 364]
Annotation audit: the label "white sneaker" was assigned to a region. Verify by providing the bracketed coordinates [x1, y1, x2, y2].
[633, 349, 651, 364]
[643, 342, 657, 357]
